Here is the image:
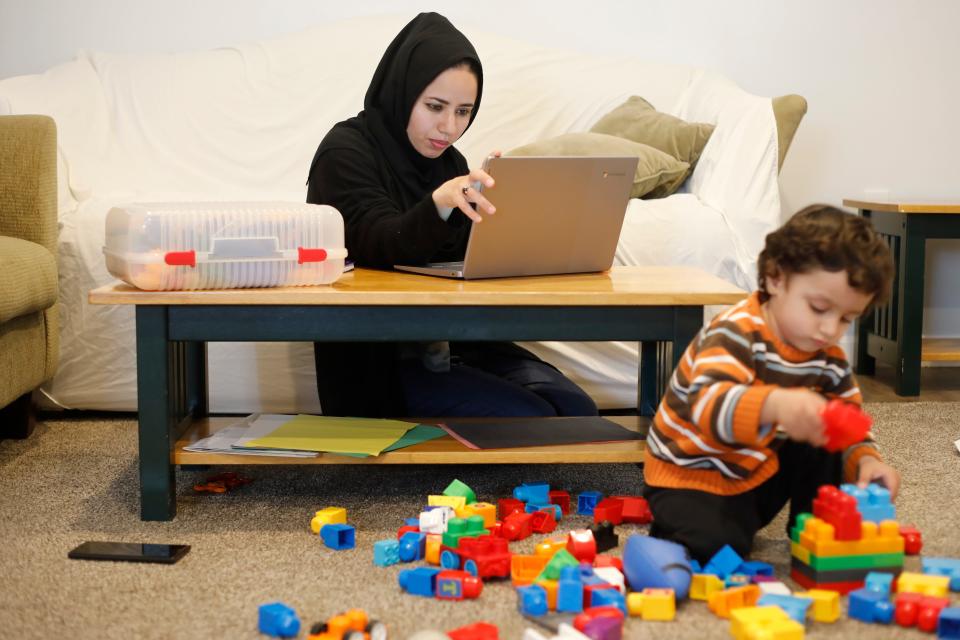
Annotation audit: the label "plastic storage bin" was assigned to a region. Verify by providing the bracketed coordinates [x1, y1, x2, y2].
[103, 202, 347, 290]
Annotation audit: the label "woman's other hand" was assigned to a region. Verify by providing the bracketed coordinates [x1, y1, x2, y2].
[432, 151, 500, 223]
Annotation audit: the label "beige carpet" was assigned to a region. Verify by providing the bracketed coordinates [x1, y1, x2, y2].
[1, 403, 958, 639]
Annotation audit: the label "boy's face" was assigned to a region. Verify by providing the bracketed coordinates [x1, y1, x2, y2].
[764, 268, 873, 352]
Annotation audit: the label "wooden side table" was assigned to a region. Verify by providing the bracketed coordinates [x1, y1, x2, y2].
[845, 199, 960, 395]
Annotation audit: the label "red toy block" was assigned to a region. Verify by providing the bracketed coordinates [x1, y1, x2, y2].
[436, 570, 483, 600]
[498, 498, 525, 520]
[611, 495, 653, 524]
[397, 524, 420, 539]
[531, 509, 558, 534]
[593, 555, 623, 572]
[566, 529, 597, 564]
[812, 485, 862, 541]
[572, 606, 625, 634]
[502, 512, 534, 541]
[895, 592, 950, 632]
[549, 490, 571, 515]
[899, 525, 923, 556]
[821, 399, 872, 452]
[448, 622, 499, 640]
[487, 521, 503, 538]
[593, 498, 624, 525]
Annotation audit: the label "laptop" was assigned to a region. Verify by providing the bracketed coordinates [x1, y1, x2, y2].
[394, 155, 638, 279]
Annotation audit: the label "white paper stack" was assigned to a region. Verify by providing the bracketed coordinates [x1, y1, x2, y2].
[184, 414, 318, 458]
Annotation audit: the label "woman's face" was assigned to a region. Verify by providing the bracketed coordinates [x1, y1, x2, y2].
[406, 65, 478, 158]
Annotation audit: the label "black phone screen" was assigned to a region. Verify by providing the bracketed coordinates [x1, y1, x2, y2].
[68, 541, 190, 564]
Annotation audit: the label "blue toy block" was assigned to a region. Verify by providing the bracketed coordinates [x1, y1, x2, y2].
[865, 571, 895, 596]
[319, 523, 355, 550]
[525, 502, 562, 521]
[404, 516, 421, 526]
[398, 566, 441, 597]
[738, 561, 774, 577]
[557, 565, 584, 613]
[590, 588, 627, 615]
[848, 588, 893, 624]
[514, 482, 550, 505]
[757, 594, 813, 623]
[398, 531, 427, 562]
[923, 557, 960, 592]
[577, 491, 603, 515]
[690, 559, 703, 573]
[517, 584, 549, 616]
[841, 483, 896, 522]
[373, 539, 400, 567]
[938, 607, 960, 639]
[258, 602, 301, 638]
[703, 545, 743, 579]
[577, 563, 611, 589]
[725, 573, 752, 588]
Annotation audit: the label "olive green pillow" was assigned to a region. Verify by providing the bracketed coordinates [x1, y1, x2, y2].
[506, 132, 690, 199]
[589, 96, 715, 168]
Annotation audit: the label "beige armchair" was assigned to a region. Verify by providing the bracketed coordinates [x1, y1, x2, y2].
[0, 115, 59, 439]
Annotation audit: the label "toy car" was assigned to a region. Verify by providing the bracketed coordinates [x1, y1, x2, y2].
[307, 609, 386, 640]
[439, 534, 511, 579]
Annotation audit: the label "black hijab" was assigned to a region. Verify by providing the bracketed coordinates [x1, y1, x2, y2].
[310, 12, 483, 211]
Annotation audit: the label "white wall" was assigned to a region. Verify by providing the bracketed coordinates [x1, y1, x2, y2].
[2, 0, 958, 337]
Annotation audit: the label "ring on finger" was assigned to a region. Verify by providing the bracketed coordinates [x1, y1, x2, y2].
[461, 186, 470, 196]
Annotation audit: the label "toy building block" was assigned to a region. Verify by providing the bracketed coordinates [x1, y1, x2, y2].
[447, 622, 500, 640]
[796, 516, 904, 557]
[789, 568, 867, 595]
[938, 607, 960, 639]
[425, 534, 442, 565]
[537, 549, 580, 582]
[738, 561, 775, 578]
[704, 544, 744, 578]
[549, 490, 571, 515]
[461, 502, 497, 528]
[420, 506, 455, 534]
[865, 571, 894, 596]
[436, 569, 483, 600]
[512, 554, 550, 587]
[526, 503, 563, 521]
[922, 557, 960, 591]
[841, 482, 896, 523]
[789, 556, 900, 590]
[707, 585, 761, 618]
[757, 593, 812, 623]
[443, 479, 477, 505]
[566, 529, 597, 564]
[373, 539, 400, 567]
[535, 579, 560, 611]
[898, 571, 951, 598]
[900, 525, 924, 555]
[531, 510, 558, 535]
[443, 515, 488, 547]
[576, 491, 603, 516]
[729, 606, 803, 640]
[589, 588, 626, 616]
[442, 535, 512, 579]
[691, 573, 726, 600]
[848, 587, 894, 624]
[399, 531, 427, 562]
[399, 566, 442, 597]
[812, 485, 862, 541]
[593, 556, 623, 572]
[397, 524, 420, 541]
[193, 471, 252, 494]
[894, 592, 950, 632]
[791, 541, 904, 571]
[518, 584, 549, 616]
[594, 566, 625, 594]
[557, 566, 585, 613]
[319, 524, 355, 550]
[751, 575, 779, 584]
[758, 581, 792, 597]
[794, 589, 840, 623]
[592, 498, 624, 525]
[499, 497, 526, 520]
[571, 606, 625, 638]
[588, 521, 618, 553]
[820, 398, 872, 452]
[258, 602, 301, 638]
[515, 482, 551, 505]
[725, 574, 752, 588]
[307, 609, 384, 640]
[310, 506, 347, 534]
[536, 538, 569, 558]
[502, 512, 535, 542]
[627, 588, 676, 621]
[611, 495, 653, 524]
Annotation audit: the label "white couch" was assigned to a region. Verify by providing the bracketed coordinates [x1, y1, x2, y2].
[0, 14, 802, 412]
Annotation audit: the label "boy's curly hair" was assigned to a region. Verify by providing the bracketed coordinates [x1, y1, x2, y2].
[758, 204, 894, 307]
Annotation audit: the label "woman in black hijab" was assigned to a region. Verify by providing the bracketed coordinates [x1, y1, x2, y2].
[307, 12, 597, 419]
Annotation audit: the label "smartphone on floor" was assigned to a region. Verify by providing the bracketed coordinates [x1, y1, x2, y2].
[68, 541, 190, 564]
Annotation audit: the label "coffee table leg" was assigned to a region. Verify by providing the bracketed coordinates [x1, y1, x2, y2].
[896, 226, 925, 396]
[639, 341, 658, 418]
[136, 306, 177, 521]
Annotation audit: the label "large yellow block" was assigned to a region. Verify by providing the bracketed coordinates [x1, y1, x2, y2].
[428, 494, 467, 511]
[794, 589, 840, 623]
[690, 573, 726, 600]
[626, 588, 676, 621]
[730, 606, 804, 640]
[897, 571, 951, 597]
[310, 506, 347, 534]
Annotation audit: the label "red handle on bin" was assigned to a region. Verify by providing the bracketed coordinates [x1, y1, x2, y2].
[164, 251, 196, 267]
[298, 247, 327, 264]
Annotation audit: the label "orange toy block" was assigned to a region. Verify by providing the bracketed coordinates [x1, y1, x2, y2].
[459, 501, 497, 527]
[535, 579, 559, 611]
[511, 554, 549, 587]
[708, 585, 761, 618]
[535, 538, 569, 558]
[797, 516, 904, 557]
[425, 534, 442, 565]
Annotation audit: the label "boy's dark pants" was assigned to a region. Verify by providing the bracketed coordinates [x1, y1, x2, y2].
[643, 440, 844, 564]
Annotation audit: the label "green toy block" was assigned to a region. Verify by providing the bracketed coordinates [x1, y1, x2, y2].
[791, 513, 812, 544]
[802, 551, 905, 572]
[442, 515, 487, 548]
[535, 548, 580, 582]
[443, 479, 477, 505]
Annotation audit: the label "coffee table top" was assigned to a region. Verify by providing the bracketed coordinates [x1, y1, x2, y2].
[89, 265, 746, 306]
[844, 198, 960, 214]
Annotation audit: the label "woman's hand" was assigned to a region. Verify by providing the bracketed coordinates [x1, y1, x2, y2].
[763, 388, 828, 447]
[432, 151, 500, 223]
[857, 456, 901, 500]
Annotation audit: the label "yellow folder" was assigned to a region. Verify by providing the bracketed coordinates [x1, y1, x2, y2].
[243, 415, 415, 456]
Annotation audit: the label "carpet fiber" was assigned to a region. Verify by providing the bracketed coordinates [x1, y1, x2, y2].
[1, 402, 958, 639]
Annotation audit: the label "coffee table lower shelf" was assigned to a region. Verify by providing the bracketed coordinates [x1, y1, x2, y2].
[174, 416, 648, 465]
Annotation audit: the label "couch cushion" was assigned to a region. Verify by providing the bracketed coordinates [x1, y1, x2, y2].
[772, 94, 808, 171]
[506, 132, 690, 199]
[0, 236, 57, 323]
[589, 96, 715, 169]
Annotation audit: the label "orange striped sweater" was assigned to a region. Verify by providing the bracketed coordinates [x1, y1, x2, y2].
[644, 291, 881, 496]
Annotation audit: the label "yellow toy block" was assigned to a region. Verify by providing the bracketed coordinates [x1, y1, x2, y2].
[797, 517, 903, 557]
[535, 579, 559, 611]
[310, 506, 347, 534]
[793, 589, 840, 623]
[730, 606, 804, 640]
[424, 533, 442, 565]
[458, 501, 497, 527]
[428, 494, 467, 511]
[626, 588, 676, 621]
[535, 538, 569, 558]
[708, 584, 761, 618]
[690, 573, 726, 601]
[897, 571, 951, 597]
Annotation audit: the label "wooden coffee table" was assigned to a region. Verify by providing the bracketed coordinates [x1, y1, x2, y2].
[89, 265, 746, 520]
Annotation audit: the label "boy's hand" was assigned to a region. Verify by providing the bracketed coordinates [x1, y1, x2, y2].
[857, 456, 901, 500]
[763, 388, 828, 446]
